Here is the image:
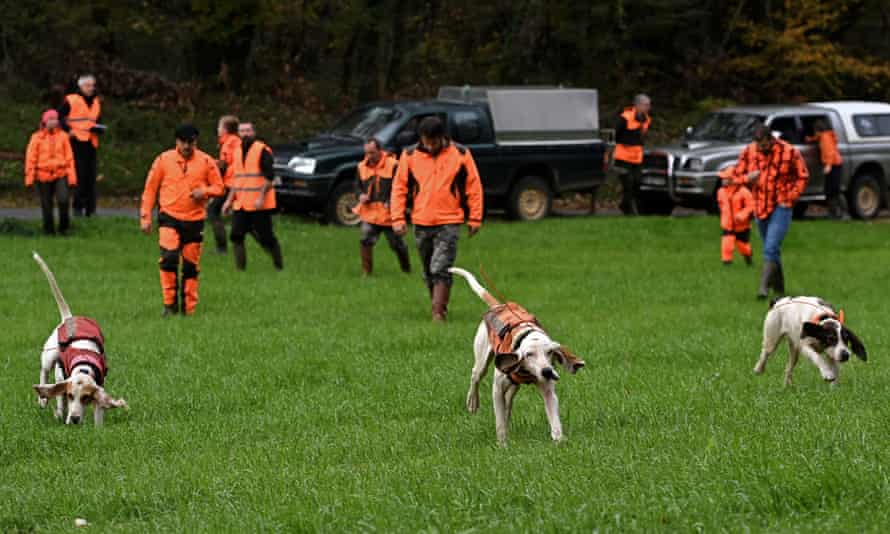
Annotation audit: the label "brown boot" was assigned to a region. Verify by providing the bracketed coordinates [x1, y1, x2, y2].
[361, 245, 373, 276]
[431, 282, 450, 322]
[395, 247, 411, 273]
[233, 242, 247, 271]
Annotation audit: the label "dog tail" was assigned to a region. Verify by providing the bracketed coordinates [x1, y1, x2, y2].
[448, 267, 501, 307]
[32, 251, 72, 321]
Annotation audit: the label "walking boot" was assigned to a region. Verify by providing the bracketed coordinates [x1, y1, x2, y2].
[361, 245, 373, 276]
[744, 254, 753, 266]
[758, 261, 779, 300]
[212, 219, 227, 253]
[772, 263, 785, 296]
[431, 282, 450, 322]
[233, 242, 247, 271]
[269, 242, 284, 271]
[396, 247, 411, 274]
[162, 303, 179, 317]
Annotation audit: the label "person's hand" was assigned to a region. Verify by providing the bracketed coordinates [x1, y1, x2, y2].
[823, 164, 832, 175]
[140, 219, 152, 235]
[190, 187, 205, 201]
[747, 170, 761, 184]
[222, 200, 233, 215]
[359, 193, 370, 203]
[254, 196, 264, 210]
[24, 181, 33, 189]
[393, 223, 407, 236]
[468, 225, 480, 237]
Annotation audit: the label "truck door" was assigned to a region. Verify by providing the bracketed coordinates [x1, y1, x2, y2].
[449, 109, 501, 191]
[768, 115, 822, 197]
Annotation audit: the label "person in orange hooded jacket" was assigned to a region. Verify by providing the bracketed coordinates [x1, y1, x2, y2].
[140, 124, 225, 316]
[391, 116, 484, 322]
[207, 115, 241, 253]
[353, 137, 410, 276]
[807, 119, 845, 219]
[25, 109, 78, 235]
[717, 166, 754, 265]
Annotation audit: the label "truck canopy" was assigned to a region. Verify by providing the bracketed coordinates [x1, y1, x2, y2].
[437, 86, 599, 145]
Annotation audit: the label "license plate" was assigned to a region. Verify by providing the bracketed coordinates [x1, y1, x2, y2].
[642, 177, 666, 186]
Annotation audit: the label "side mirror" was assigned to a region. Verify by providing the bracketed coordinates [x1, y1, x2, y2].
[396, 131, 418, 149]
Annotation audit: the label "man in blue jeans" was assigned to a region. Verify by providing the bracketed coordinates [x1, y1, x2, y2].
[731, 124, 809, 299]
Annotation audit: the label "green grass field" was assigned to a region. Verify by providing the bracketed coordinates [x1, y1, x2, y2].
[3, 214, 890, 532]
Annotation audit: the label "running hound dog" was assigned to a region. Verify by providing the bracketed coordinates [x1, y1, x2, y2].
[449, 267, 584, 444]
[32, 252, 128, 425]
[754, 296, 867, 386]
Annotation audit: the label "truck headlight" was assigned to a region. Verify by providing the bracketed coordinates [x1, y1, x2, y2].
[288, 157, 317, 174]
[686, 158, 704, 172]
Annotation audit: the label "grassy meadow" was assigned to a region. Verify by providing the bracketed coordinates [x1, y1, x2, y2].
[2, 214, 890, 532]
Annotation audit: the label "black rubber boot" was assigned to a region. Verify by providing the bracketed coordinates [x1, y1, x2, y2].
[269, 242, 284, 271]
[758, 261, 779, 300]
[162, 303, 179, 317]
[211, 219, 227, 253]
[233, 242, 247, 271]
[395, 247, 411, 274]
[772, 263, 785, 296]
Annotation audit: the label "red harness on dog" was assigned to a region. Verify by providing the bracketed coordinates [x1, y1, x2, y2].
[483, 302, 543, 385]
[57, 316, 107, 386]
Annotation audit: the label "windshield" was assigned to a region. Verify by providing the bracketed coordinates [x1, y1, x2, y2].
[688, 112, 765, 142]
[329, 106, 401, 139]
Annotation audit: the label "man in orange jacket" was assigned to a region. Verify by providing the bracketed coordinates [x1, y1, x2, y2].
[354, 138, 410, 276]
[140, 124, 225, 316]
[808, 119, 845, 219]
[613, 94, 652, 215]
[222, 122, 283, 271]
[25, 110, 78, 235]
[58, 74, 103, 217]
[207, 115, 241, 253]
[391, 116, 484, 321]
[717, 166, 754, 265]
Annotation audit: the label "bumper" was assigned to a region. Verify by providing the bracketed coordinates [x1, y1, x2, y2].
[274, 167, 335, 206]
[671, 170, 719, 197]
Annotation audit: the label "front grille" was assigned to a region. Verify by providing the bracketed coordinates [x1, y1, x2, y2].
[643, 152, 669, 174]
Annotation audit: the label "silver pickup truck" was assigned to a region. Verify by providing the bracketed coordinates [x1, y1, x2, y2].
[640, 101, 890, 218]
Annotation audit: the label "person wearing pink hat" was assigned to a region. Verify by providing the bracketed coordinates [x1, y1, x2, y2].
[25, 109, 78, 235]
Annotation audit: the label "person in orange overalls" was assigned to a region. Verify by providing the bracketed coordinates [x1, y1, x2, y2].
[354, 138, 410, 276]
[207, 115, 241, 253]
[140, 124, 225, 316]
[717, 166, 754, 265]
[613, 94, 652, 215]
[807, 119, 845, 219]
[24, 109, 77, 235]
[391, 116, 484, 322]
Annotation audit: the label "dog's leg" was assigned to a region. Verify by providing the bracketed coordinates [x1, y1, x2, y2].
[492, 374, 512, 445]
[504, 383, 519, 422]
[53, 367, 65, 420]
[800, 345, 837, 383]
[466, 322, 492, 414]
[784, 347, 799, 386]
[38, 334, 59, 409]
[538, 382, 563, 442]
[754, 313, 783, 375]
[93, 406, 105, 426]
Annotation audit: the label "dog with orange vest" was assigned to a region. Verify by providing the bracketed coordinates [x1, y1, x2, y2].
[31, 252, 128, 425]
[449, 267, 585, 444]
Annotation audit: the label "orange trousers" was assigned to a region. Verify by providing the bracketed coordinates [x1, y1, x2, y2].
[721, 229, 752, 262]
[158, 213, 204, 314]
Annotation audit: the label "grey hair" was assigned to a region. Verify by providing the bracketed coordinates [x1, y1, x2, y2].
[634, 94, 651, 106]
[77, 74, 96, 87]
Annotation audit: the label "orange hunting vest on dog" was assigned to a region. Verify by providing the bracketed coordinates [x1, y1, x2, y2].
[57, 317, 108, 386]
[484, 303, 542, 384]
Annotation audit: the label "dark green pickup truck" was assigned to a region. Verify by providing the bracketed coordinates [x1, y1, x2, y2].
[272, 87, 607, 225]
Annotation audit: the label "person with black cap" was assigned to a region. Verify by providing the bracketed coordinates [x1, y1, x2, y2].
[140, 124, 225, 316]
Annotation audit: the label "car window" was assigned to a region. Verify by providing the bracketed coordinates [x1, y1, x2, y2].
[768, 116, 801, 144]
[800, 115, 832, 139]
[452, 110, 484, 144]
[853, 114, 890, 137]
[688, 112, 765, 142]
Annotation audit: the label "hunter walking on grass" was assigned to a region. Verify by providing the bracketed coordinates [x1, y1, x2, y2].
[732, 124, 808, 300]
[207, 115, 241, 254]
[390, 116, 483, 322]
[140, 124, 225, 316]
[59, 74, 103, 217]
[24, 109, 77, 235]
[613, 94, 652, 215]
[354, 138, 411, 276]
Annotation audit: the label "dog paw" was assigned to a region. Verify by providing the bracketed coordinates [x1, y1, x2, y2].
[37, 397, 48, 408]
[551, 433, 564, 443]
[753, 365, 765, 375]
[466, 393, 479, 414]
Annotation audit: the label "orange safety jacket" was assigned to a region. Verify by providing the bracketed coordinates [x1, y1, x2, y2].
[390, 141, 483, 227]
[353, 152, 398, 226]
[717, 183, 754, 233]
[24, 128, 77, 186]
[614, 107, 651, 165]
[731, 139, 809, 220]
[140, 148, 225, 223]
[65, 94, 102, 148]
[218, 133, 241, 187]
[231, 140, 276, 211]
[807, 130, 843, 167]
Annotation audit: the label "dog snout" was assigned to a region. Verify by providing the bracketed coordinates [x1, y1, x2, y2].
[542, 367, 558, 381]
[68, 415, 82, 425]
[839, 350, 850, 362]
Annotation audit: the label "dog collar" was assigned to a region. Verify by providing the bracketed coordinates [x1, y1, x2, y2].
[810, 309, 844, 325]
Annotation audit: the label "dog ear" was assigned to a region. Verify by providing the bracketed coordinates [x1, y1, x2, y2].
[33, 381, 69, 399]
[841, 327, 867, 361]
[494, 353, 521, 375]
[92, 387, 129, 410]
[551, 343, 585, 374]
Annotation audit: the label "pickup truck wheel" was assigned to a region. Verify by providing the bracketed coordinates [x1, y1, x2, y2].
[848, 174, 883, 220]
[326, 182, 361, 226]
[508, 177, 552, 221]
[636, 192, 674, 215]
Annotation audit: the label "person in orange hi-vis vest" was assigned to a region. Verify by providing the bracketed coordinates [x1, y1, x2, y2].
[207, 115, 241, 253]
[391, 116, 484, 322]
[222, 122, 283, 270]
[58, 74, 103, 217]
[25, 109, 77, 235]
[807, 119, 846, 219]
[612, 94, 652, 215]
[353, 138, 411, 276]
[717, 166, 754, 266]
[140, 124, 225, 316]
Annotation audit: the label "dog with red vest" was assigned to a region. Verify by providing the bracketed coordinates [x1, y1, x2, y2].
[449, 267, 585, 444]
[32, 252, 128, 425]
